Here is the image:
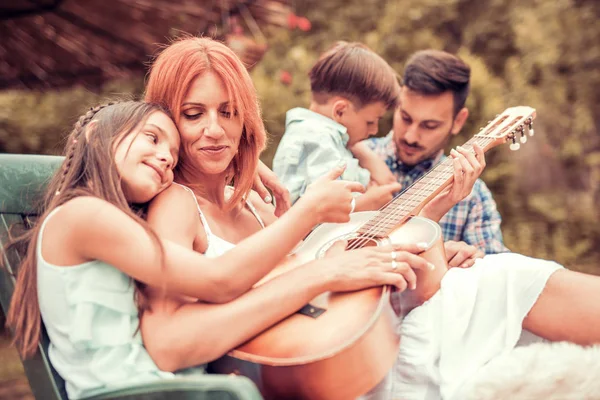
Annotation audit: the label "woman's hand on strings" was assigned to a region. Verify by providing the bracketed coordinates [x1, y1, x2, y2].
[320, 240, 433, 293]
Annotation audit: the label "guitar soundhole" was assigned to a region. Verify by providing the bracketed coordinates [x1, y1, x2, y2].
[317, 234, 382, 258]
[346, 236, 378, 250]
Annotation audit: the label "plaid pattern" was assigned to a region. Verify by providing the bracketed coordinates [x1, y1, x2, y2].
[367, 132, 509, 254]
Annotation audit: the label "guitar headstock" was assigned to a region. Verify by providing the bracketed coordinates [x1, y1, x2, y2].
[474, 106, 537, 151]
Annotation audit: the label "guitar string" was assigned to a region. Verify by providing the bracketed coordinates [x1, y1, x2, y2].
[348, 137, 494, 250]
[346, 136, 494, 251]
[346, 137, 489, 251]
[350, 134, 495, 249]
[345, 155, 460, 251]
[345, 157, 455, 251]
[345, 112, 531, 255]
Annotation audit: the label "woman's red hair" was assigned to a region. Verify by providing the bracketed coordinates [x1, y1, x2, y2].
[145, 36, 266, 210]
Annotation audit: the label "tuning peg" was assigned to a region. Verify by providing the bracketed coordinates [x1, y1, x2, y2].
[509, 136, 520, 151]
[515, 127, 527, 143]
[520, 135, 528, 144]
[528, 122, 535, 136]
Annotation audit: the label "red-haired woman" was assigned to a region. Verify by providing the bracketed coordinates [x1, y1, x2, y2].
[142, 37, 600, 400]
[145, 36, 289, 218]
[141, 37, 433, 375]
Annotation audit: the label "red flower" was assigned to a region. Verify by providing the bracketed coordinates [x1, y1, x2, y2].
[296, 17, 312, 32]
[287, 13, 297, 30]
[280, 70, 292, 85]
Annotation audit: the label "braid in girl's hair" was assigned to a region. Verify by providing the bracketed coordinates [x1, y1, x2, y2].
[7, 100, 169, 359]
[55, 101, 118, 196]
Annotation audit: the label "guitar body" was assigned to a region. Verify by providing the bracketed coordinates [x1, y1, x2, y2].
[212, 213, 448, 400]
[212, 105, 537, 399]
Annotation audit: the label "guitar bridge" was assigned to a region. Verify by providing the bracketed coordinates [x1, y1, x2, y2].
[297, 303, 326, 318]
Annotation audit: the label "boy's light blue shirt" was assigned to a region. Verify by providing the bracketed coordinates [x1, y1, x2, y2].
[272, 107, 371, 204]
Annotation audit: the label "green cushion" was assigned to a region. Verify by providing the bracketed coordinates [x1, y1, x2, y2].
[83, 376, 263, 400]
[0, 153, 63, 214]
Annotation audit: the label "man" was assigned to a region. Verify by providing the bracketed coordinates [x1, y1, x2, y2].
[354, 49, 508, 258]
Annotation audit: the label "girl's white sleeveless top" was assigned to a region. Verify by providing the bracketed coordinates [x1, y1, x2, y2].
[37, 208, 177, 399]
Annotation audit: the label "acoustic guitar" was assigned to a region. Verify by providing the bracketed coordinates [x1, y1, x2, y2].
[212, 106, 537, 399]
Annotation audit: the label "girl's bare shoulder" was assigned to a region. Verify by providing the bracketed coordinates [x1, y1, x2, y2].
[55, 196, 119, 223]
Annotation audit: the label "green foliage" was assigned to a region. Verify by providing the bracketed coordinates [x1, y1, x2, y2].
[0, 0, 598, 271]
[0, 79, 144, 154]
[251, 0, 600, 272]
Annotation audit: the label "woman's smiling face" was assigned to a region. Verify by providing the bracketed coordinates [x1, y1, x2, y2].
[177, 71, 244, 177]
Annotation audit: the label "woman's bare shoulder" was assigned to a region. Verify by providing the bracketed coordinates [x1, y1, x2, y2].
[148, 184, 198, 216]
[147, 183, 204, 245]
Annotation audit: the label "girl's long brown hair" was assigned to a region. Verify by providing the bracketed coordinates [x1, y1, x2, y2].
[5, 101, 168, 358]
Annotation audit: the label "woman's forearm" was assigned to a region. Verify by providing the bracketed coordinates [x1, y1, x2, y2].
[213, 198, 319, 300]
[142, 261, 331, 371]
[146, 185, 321, 303]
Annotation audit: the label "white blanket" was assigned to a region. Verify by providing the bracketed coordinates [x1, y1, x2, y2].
[388, 253, 563, 400]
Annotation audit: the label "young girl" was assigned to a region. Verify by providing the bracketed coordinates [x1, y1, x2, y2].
[5, 100, 425, 399]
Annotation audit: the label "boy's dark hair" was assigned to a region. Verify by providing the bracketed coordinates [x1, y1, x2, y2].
[402, 50, 471, 116]
[309, 41, 400, 110]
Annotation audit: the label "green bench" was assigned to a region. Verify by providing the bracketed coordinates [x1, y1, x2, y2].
[0, 153, 263, 400]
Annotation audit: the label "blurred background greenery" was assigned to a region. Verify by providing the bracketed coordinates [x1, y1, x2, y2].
[0, 0, 598, 395]
[1, 0, 599, 274]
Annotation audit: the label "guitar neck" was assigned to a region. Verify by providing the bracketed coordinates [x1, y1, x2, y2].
[357, 136, 495, 237]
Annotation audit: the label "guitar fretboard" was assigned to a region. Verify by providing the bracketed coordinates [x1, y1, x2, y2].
[357, 136, 495, 237]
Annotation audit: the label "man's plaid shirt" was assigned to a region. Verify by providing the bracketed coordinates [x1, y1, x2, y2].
[367, 132, 508, 254]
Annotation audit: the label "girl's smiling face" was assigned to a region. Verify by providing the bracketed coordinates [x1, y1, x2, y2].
[113, 110, 180, 203]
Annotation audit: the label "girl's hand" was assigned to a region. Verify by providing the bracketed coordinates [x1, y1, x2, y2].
[321, 241, 434, 293]
[254, 161, 291, 217]
[420, 144, 486, 222]
[444, 240, 484, 268]
[298, 165, 366, 224]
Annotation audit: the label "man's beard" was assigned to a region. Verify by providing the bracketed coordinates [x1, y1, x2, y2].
[394, 125, 454, 167]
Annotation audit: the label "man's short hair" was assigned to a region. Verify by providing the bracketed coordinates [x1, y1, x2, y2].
[402, 50, 471, 116]
[309, 41, 400, 110]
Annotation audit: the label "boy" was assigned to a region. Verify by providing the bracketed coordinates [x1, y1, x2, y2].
[272, 41, 402, 211]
